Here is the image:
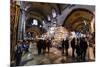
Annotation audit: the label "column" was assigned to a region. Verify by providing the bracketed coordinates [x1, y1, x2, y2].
[18, 2, 26, 40]
[23, 11, 26, 40]
[18, 11, 22, 40]
[90, 18, 95, 33]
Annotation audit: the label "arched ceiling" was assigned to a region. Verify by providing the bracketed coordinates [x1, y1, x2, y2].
[63, 8, 94, 33]
[24, 2, 60, 14]
[23, 1, 61, 22]
[26, 11, 44, 23]
[18, 1, 95, 34]
[22, 1, 63, 34]
[26, 26, 42, 37]
[26, 7, 48, 21]
[22, 1, 72, 22]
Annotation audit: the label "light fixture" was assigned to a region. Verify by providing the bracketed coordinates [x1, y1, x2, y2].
[40, 25, 42, 27]
[52, 9, 57, 18]
[32, 19, 38, 25]
[47, 15, 51, 21]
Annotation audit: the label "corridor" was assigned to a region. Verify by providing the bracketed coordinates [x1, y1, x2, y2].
[10, 0, 95, 66]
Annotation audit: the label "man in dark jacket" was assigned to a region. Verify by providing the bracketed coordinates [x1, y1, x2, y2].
[71, 38, 76, 58]
[80, 37, 88, 61]
[76, 38, 82, 61]
[46, 39, 51, 53]
[42, 39, 46, 54]
[62, 38, 69, 56]
[37, 39, 42, 55]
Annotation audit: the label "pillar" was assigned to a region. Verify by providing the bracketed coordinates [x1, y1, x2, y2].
[18, 2, 26, 40]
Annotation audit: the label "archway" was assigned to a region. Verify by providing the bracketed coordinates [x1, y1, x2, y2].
[63, 8, 94, 34]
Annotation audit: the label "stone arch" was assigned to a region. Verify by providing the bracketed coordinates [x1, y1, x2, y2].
[63, 8, 94, 33]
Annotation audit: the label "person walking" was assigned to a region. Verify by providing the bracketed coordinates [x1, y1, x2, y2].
[71, 38, 76, 58]
[61, 38, 69, 56]
[15, 40, 23, 66]
[37, 39, 42, 55]
[46, 39, 51, 53]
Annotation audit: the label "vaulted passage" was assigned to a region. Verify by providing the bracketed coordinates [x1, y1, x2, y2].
[10, 1, 95, 66]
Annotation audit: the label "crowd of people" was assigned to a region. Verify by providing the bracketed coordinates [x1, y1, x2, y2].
[37, 38, 51, 55]
[14, 38, 52, 66]
[60, 33, 95, 62]
[14, 40, 29, 66]
[13, 32, 95, 66]
[71, 37, 88, 61]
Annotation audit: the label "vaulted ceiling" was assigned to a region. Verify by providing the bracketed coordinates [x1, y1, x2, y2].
[23, 2, 60, 21]
[63, 8, 94, 33]
[12, 1, 95, 34]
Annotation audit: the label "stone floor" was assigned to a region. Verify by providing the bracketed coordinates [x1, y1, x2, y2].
[18, 45, 95, 66]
